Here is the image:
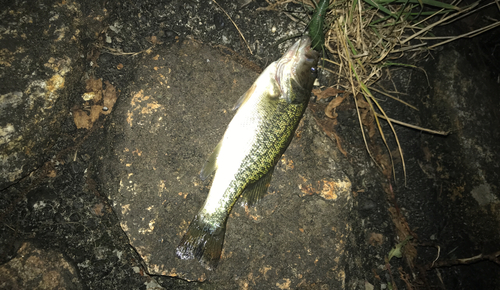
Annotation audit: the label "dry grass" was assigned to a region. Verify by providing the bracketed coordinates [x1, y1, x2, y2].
[263, 0, 499, 184]
[260, 1, 499, 287]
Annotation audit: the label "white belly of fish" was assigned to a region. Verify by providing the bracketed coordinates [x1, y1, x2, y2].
[201, 98, 265, 215]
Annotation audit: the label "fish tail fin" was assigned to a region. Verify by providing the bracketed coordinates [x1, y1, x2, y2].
[176, 214, 226, 270]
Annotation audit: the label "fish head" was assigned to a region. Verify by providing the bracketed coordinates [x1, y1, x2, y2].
[289, 36, 320, 86]
[277, 36, 319, 98]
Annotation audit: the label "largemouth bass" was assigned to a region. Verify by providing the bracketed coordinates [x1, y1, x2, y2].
[176, 36, 319, 270]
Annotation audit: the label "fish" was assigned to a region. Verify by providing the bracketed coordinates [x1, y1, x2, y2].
[176, 36, 319, 270]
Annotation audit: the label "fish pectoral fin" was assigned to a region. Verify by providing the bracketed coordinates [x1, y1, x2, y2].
[200, 139, 223, 180]
[240, 168, 274, 206]
[285, 81, 309, 104]
[232, 82, 257, 111]
[176, 214, 226, 270]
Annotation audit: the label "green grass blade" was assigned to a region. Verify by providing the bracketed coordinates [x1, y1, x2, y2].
[373, 0, 459, 10]
[363, 0, 398, 18]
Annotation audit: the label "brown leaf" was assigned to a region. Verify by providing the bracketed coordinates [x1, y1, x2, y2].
[360, 108, 372, 125]
[356, 94, 370, 109]
[86, 77, 103, 93]
[357, 95, 377, 138]
[150, 35, 158, 45]
[73, 104, 102, 129]
[325, 95, 346, 119]
[368, 232, 384, 246]
[309, 103, 348, 157]
[312, 87, 344, 101]
[93, 203, 105, 216]
[326, 110, 338, 119]
[73, 109, 92, 129]
[103, 81, 118, 114]
[47, 170, 57, 178]
[375, 153, 392, 179]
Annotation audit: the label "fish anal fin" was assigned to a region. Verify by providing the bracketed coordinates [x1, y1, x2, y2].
[232, 82, 257, 111]
[200, 140, 223, 180]
[240, 168, 274, 206]
[176, 214, 226, 270]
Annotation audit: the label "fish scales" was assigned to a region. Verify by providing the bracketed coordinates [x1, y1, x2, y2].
[176, 36, 319, 270]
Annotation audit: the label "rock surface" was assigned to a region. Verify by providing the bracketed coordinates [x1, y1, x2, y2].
[0, 0, 83, 189]
[101, 38, 354, 287]
[0, 242, 83, 289]
[0, 0, 499, 289]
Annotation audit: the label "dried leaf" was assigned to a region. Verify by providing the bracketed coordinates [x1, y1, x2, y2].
[325, 95, 346, 119]
[93, 203, 105, 216]
[86, 77, 103, 92]
[103, 81, 118, 114]
[356, 94, 370, 109]
[312, 87, 344, 101]
[388, 236, 413, 261]
[73, 109, 92, 129]
[369, 232, 384, 246]
[150, 35, 158, 44]
[75, 78, 116, 128]
[360, 108, 377, 138]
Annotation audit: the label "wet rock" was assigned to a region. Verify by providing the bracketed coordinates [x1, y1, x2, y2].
[345, 41, 500, 288]
[100, 38, 355, 287]
[0, 242, 83, 289]
[1, 0, 499, 289]
[403, 45, 500, 288]
[0, 0, 84, 190]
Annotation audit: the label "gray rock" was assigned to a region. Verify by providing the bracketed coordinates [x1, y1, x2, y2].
[0, 242, 83, 289]
[0, 1, 83, 189]
[101, 38, 354, 287]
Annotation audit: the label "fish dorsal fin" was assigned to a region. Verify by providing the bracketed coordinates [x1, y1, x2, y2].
[199, 139, 223, 180]
[240, 167, 274, 206]
[232, 82, 257, 111]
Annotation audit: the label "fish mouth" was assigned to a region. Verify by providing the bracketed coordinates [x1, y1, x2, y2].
[283, 36, 318, 65]
[304, 48, 319, 64]
[277, 35, 319, 89]
[298, 36, 312, 48]
[284, 36, 310, 58]
[296, 36, 318, 62]
[298, 36, 319, 65]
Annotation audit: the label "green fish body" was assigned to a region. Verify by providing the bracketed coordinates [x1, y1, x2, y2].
[176, 36, 319, 270]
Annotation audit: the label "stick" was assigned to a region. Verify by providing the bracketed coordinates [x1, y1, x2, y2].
[375, 113, 449, 135]
[213, 0, 253, 55]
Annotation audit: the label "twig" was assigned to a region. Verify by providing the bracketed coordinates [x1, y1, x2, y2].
[402, 2, 479, 44]
[322, 57, 341, 66]
[375, 113, 449, 135]
[390, 42, 428, 53]
[427, 250, 500, 269]
[369, 87, 418, 111]
[428, 21, 500, 49]
[213, 0, 253, 55]
[440, 1, 497, 26]
[431, 246, 441, 267]
[103, 46, 153, 56]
